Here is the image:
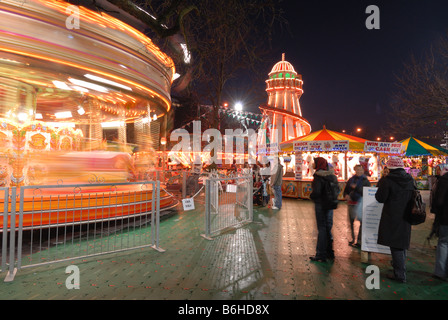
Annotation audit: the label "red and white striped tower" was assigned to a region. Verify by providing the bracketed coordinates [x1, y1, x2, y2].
[259, 53, 311, 145]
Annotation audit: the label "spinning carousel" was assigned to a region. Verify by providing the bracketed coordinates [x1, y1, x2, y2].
[0, 0, 178, 229]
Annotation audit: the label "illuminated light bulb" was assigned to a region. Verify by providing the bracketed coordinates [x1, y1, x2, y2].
[84, 74, 132, 91]
[55, 111, 72, 119]
[17, 113, 28, 122]
[52, 80, 72, 90]
[71, 86, 89, 93]
[68, 78, 109, 93]
[77, 107, 85, 115]
[46, 122, 75, 128]
[153, 114, 157, 121]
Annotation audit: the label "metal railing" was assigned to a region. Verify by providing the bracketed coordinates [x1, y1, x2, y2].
[0, 187, 10, 273]
[203, 175, 253, 239]
[1, 181, 163, 281]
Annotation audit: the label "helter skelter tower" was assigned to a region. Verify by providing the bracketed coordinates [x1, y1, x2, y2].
[259, 54, 311, 146]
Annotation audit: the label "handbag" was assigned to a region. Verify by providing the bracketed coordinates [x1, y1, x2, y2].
[408, 188, 426, 225]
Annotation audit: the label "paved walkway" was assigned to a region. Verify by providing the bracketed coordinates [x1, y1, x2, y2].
[1, 191, 448, 301]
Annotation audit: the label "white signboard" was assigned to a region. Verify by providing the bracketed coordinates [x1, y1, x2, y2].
[361, 187, 391, 255]
[182, 198, 195, 211]
[226, 184, 237, 193]
[364, 141, 403, 154]
[293, 140, 349, 152]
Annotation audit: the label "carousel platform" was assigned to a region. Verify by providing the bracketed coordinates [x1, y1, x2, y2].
[1, 191, 447, 302]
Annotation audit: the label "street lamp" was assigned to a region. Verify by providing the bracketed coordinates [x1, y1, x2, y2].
[235, 102, 243, 111]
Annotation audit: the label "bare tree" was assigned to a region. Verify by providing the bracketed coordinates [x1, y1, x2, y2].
[177, 0, 284, 132]
[83, 0, 284, 133]
[388, 34, 448, 140]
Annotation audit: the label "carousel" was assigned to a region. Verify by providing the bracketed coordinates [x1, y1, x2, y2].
[0, 0, 178, 229]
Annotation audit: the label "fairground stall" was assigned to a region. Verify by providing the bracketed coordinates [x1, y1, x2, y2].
[399, 137, 448, 190]
[0, 0, 179, 229]
[279, 126, 379, 199]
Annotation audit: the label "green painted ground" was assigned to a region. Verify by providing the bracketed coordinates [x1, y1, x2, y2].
[1, 192, 448, 300]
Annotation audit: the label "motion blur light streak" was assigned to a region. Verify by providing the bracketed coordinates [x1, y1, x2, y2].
[84, 74, 133, 91]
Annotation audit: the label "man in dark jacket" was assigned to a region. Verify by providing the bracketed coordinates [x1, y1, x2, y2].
[309, 157, 339, 262]
[431, 165, 448, 280]
[344, 164, 371, 246]
[270, 157, 283, 210]
[375, 157, 415, 283]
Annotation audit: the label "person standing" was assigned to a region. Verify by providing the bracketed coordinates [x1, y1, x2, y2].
[431, 165, 448, 280]
[375, 157, 415, 283]
[270, 157, 283, 210]
[344, 164, 371, 247]
[309, 157, 339, 262]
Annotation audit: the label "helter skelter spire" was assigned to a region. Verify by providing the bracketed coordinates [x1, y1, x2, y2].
[259, 54, 311, 144]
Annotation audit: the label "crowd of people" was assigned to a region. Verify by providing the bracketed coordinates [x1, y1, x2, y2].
[179, 154, 448, 284]
[305, 155, 448, 284]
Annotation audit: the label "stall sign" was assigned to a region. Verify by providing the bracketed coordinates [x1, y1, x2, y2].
[182, 198, 195, 211]
[364, 141, 403, 154]
[295, 153, 303, 180]
[293, 140, 349, 152]
[258, 142, 279, 155]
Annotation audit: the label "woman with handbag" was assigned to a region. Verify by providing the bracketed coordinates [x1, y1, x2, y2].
[343, 164, 371, 247]
[375, 157, 415, 283]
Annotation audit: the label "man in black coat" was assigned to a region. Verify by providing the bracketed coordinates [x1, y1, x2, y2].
[375, 157, 415, 283]
[309, 157, 339, 262]
[431, 165, 448, 280]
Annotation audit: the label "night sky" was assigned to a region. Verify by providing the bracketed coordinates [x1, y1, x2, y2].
[230, 0, 448, 141]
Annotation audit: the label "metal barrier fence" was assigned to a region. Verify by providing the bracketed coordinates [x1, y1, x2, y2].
[0, 187, 10, 273]
[1, 181, 163, 281]
[144, 170, 190, 198]
[203, 175, 253, 239]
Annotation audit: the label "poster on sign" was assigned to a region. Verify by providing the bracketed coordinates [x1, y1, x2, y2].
[364, 141, 403, 154]
[258, 142, 279, 155]
[182, 198, 195, 211]
[361, 187, 391, 255]
[293, 140, 349, 152]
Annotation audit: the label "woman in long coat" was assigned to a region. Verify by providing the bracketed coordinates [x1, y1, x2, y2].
[375, 157, 415, 283]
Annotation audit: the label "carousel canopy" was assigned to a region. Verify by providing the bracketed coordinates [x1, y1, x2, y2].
[399, 136, 448, 157]
[280, 126, 367, 152]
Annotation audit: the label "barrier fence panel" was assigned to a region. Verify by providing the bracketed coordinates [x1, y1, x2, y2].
[3, 181, 162, 281]
[203, 175, 253, 239]
[144, 170, 191, 198]
[0, 187, 9, 273]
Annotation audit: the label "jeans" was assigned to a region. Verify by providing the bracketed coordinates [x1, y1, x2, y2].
[273, 185, 282, 209]
[348, 201, 362, 244]
[390, 247, 407, 281]
[314, 202, 334, 259]
[434, 225, 448, 278]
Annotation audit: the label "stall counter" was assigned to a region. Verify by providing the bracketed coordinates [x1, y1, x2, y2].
[281, 177, 377, 200]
